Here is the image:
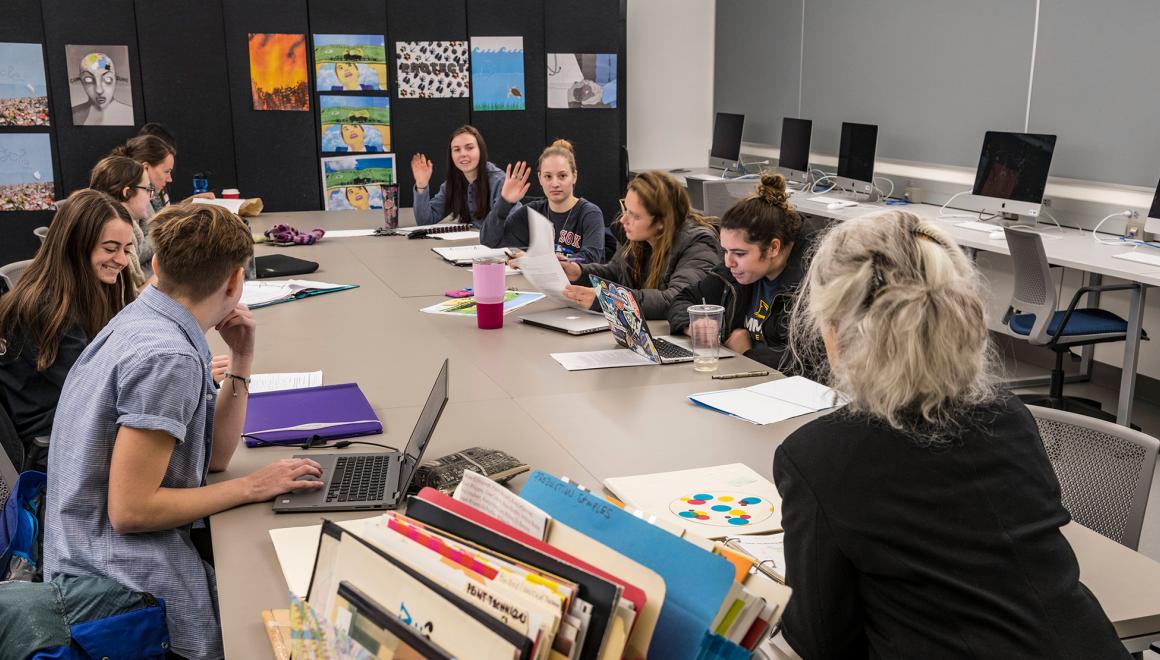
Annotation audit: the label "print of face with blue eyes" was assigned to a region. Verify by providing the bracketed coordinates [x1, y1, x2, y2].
[79, 53, 116, 110]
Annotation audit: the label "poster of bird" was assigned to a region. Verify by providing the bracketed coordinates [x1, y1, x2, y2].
[395, 41, 469, 99]
[248, 33, 309, 111]
[470, 37, 524, 111]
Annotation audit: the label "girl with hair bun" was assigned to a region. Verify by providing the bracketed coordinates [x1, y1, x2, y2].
[482, 139, 607, 264]
[772, 210, 1126, 658]
[668, 171, 817, 373]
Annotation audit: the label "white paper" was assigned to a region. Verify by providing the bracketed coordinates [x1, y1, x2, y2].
[268, 517, 374, 597]
[430, 230, 481, 241]
[453, 470, 551, 541]
[432, 244, 510, 264]
[192, 197, 245, 213]
[249, 371, 323, 393]
[731, 533, 786, 577]
[747, 376, 846, 411]
[241, 279, 352, 308]
[550, 349, 655, 371]
[689, 375, 843, 425]
[324, 228, 379, 238]
[513, 208, 580, 308]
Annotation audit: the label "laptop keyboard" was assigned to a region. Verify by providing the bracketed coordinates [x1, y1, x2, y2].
[327, 455, 391, 503]
[653, 337, 694, 360]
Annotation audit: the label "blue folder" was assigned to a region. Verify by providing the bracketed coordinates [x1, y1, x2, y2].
[520, 470, 736, 660]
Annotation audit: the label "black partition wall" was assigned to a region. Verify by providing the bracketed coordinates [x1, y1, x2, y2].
[1, 0, 627, 264]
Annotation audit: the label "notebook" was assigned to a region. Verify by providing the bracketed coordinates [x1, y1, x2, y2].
[243, 382, 381, 447]
[272, 360, 448, 513]
[688, 375, 844, 425]
[241, 279, 357, 309]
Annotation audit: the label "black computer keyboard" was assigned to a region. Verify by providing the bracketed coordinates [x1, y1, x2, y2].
[327, 455, 390, 503]
[653, 337, 694, 360]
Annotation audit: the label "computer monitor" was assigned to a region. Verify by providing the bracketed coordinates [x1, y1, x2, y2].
[709, 112, 745, 171]
[778, 117, 812, 180]
[965, 131, 1057, 218]
[835, 122, 878, 195]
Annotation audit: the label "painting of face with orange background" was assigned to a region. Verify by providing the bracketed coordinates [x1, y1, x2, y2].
[248, 33, 309, 111]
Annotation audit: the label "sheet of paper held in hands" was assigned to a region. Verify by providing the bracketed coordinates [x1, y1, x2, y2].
[512, 207, 584, 308]
[550, 349, 653, 371]
[249, 371, 323, 394]
[689, 375, 845, 425]
[452, 469, 551, 541]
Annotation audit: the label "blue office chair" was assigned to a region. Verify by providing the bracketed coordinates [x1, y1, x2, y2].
[1002, 227, 1147, 422]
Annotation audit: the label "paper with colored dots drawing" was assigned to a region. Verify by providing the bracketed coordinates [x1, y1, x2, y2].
[603, 463, 782, 539]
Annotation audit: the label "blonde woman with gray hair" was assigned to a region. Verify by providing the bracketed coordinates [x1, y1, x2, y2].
[772, 210, 1126, 659]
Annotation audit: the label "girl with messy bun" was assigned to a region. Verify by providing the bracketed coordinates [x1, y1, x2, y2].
[481, 139, 608, 264]
[668, 171, 817, 373]
[771, 210, 1125, 658]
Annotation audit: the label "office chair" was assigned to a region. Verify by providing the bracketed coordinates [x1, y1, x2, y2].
[1002, 227, 1146, 421]
[702, 179, 759, 219]
[32, 226, 48, 246]
[0, 260, 33, 293]
[1028, 405, 1158, 550]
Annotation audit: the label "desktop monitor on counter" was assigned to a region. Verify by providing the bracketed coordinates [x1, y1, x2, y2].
[835, 122, 878, 195]
[778, 117, 813, 182]
[709, 112, 745, 172]
[966, 131, 1057, 218]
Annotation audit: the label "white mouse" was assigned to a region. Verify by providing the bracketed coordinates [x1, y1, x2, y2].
[988, 230, 1005, 240]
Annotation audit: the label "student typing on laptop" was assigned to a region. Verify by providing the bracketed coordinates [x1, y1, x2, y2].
[559, 171, 720, 319]
[44, 203, 323, 660]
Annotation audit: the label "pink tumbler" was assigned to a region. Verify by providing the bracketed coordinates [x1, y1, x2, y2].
[472, 258, 506, 330]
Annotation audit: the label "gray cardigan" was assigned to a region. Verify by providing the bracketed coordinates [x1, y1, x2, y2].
[575, 218, 721, 320]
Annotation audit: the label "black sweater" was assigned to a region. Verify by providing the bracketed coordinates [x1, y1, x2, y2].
[772, 395, 1127, 659]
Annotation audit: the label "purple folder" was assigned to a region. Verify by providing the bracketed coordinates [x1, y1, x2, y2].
[242, 383, 382, 447]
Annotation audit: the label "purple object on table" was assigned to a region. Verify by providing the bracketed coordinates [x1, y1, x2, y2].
[242, 383, 382, 447]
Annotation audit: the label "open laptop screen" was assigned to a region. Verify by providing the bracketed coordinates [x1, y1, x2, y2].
[399, 359, 449, 490]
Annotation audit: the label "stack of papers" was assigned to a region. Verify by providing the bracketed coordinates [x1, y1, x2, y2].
[689, 375, 844, 425]
[550, 349, 654, 371]
[249, 371, 323, 393]
[431, 244, 510, 265]
[241, 279, 357, 309]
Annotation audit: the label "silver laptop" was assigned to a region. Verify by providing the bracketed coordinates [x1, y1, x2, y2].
[520, 308, 609, 335]
[273, 359, 449, 513]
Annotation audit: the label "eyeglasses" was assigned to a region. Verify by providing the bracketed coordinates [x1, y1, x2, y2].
[133, 184, 156, 199]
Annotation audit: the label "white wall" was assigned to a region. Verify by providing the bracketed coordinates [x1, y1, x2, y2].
[626, 0, 716, 171]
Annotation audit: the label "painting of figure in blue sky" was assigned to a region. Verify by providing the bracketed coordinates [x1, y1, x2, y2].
[0, 42, 50, 126]
[314, 34, 387, 92]
[320, 95, 390, 153]
[471, 37, 524, 112]
[321, 153, 394, 211]
[547, 53, 617, 109]
[0, 133, 55, 211]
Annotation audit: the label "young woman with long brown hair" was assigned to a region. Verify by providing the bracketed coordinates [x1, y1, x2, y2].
[560, 170, 720, 319]
[410, 125, 510, 228]
[0, 189, 135, 468]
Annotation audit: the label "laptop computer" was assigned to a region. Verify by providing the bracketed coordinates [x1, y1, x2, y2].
[590, 275, 734, 364]
[520, 308, 609, 335]
[273, 359, 449, 513]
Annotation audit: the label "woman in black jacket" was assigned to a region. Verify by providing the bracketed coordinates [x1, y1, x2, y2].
[773, 210, 1127, 659]
[668, 171, 816, 375]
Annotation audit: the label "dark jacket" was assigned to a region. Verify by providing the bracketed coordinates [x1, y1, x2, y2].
[667, 228, 816, 374]
[773, 395, 1129, 660]
[0, 324, 86, 455]
[575, 218, 721, 320]
[483, 197, 606, 264]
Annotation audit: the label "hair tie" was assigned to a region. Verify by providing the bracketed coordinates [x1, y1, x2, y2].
[911, 225, 947, 248]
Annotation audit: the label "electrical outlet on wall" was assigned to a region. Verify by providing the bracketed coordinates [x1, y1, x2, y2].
[1125, 216, 1145, 239]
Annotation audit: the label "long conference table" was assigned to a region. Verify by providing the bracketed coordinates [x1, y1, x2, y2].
[209, 208, 1160, 658]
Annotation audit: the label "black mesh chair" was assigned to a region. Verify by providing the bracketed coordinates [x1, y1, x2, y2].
[1028, 405, 1159, 550]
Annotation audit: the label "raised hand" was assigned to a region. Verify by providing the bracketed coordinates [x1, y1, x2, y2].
[501, 161, 532, 204]
[411, 153, 434, 190]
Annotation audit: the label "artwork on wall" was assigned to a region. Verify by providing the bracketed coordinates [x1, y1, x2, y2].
[314, 34, 387, 92]
[470, 37, 524, 112]
[0, 43, 49, 127]
[65, 44, 134, 125]
[395, 41, 469, 99]
[320, 95, 390, 153]
[547, 53, 617, 109]
[321, 153, 395, 211]
[0, 133, 54, 211]
[248, 33, 309, 111]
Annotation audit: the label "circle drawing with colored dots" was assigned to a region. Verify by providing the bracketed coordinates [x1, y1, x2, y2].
[669, 492, 776, 527]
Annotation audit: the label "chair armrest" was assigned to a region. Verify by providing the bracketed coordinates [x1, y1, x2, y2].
[1049, 283, 1142, 344]
[32, 435, 48, 448]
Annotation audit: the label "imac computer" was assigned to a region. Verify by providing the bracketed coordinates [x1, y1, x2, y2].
[834, 122, 878, 196]
[709, 112, 746, 173]
[964, 131, 1057, 219]
[778, 117, 813, 184]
